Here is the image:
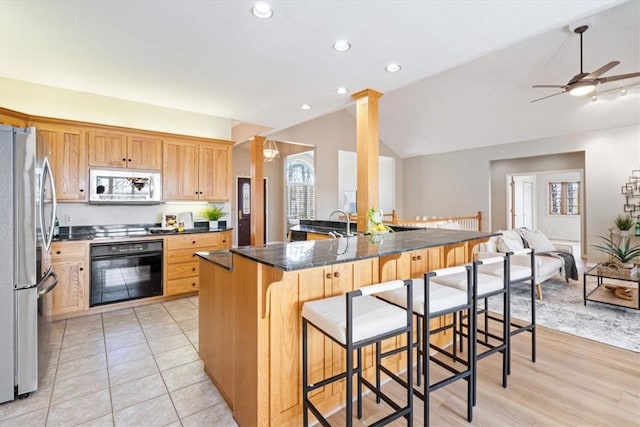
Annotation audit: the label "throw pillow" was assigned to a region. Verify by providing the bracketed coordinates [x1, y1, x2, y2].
[521, 229, 556, 253]
[496, 235, 524, 252]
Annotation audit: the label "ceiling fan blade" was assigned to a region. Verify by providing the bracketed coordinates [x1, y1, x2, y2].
[599, 72, 640, 83]
[597, 81, 640, 95]
[531, 91, 567, 103]
[532, 85, 566, 89]
[585, 61, 620, 79]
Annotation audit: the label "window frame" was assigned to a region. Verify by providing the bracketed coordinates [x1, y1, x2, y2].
[548, 181, 580, 216]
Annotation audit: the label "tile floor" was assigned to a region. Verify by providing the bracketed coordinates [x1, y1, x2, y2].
[0, 297, 237, 427]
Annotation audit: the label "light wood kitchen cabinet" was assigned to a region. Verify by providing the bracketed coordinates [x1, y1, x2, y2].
[35, 124, 87, 202]
[88, 130, 162, 170]
[49, 241, 88, 317]
[163, 139, 232, 201]
[164, 231, 231, 295]
[0, 108, 28, 127]
[199, 143, 232, 201]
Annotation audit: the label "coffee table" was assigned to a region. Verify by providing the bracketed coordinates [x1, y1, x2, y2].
[583, 264, 639, 310]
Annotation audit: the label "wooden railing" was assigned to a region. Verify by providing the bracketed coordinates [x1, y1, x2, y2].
[347, 211, 482, 231]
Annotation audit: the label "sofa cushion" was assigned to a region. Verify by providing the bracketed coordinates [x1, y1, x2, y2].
[496, 231, 524, 252]
[510, 254, 562, 277]
[521, 229, 556, 253]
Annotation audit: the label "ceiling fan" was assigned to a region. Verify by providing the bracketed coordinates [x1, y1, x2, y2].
[531, 25, 640, 103]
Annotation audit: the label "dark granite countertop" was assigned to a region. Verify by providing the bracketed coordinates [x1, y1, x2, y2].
[229, 228, 497, 271]
[53, 223, 233, 242]
[196, 250, 232, 270]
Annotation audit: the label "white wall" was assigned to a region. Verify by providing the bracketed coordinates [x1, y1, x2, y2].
[535, 171, 581, 241]
[0, 78, 232, 139]
[338, 150, 395, 214]
[402, 124, 640, 262]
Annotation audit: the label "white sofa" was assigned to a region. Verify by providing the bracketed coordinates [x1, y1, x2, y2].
[475, 229, 574, 300]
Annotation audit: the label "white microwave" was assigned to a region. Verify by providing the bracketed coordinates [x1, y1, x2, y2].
[89, 169, 162, 204]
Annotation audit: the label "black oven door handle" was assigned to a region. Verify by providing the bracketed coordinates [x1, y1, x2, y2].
[90, 252, 163, 261]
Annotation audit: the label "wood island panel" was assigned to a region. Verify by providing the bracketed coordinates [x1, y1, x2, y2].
[199, 231, 493, 426]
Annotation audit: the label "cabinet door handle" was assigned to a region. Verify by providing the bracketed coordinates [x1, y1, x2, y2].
[79, 189, 84, 193]
[417, 255, 423, 260]
[122, 158, 126, 161]
[199, 191, 203, 195]
[192, 267, 196, 272]
[192, 283, 196, 287]
[333, 272, 340, 278]
[412, 256, 416, 261]
[326, 273, 332, 279]
[79, 267, 84, 271]
[128, 158, 132, 162]
[192, 241, 196, 244]
[56, 251, 61, 255]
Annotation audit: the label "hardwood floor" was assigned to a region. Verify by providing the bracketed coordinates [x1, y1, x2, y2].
[322, 324, 639, 426]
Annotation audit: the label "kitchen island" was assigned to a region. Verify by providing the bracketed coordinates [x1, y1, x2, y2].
[198, 228, 495, 426]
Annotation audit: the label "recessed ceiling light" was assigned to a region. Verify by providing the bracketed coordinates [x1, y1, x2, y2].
[333, 40, 351, 52]
[336, 87, 348, 95]
[385, 63, 401, 73]
[300, 104, 311, 110]
[251, 3, 273, 19]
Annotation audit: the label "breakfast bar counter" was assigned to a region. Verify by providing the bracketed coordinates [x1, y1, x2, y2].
[198, 228, 495, 426]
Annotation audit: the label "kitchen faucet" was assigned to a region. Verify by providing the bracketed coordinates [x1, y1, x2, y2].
[329, 209, 353, 236]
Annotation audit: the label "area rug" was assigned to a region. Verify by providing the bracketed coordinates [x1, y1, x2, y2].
[485, 278, 640, 353]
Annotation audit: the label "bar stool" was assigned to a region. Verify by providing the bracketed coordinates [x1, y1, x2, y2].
[378, 265, 475, 426]
[478, 249, 536, 373]
[431, 257, 510, 405]
[301, 280, 414, 426]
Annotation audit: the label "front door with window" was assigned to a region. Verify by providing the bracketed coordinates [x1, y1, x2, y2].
[236, 177, 266, 246]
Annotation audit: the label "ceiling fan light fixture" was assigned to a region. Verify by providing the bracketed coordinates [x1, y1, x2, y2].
[569, 83, 596, 96]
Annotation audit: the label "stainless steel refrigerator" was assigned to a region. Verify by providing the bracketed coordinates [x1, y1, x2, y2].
[0, 125, 58, 404]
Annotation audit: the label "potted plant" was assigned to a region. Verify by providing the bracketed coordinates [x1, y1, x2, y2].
[201, 206, 225, 229]
[592, 235, 640, 268]
[614, 214, 634, 236]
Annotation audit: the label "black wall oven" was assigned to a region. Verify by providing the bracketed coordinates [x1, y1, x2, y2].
[90, 240, 163, 307]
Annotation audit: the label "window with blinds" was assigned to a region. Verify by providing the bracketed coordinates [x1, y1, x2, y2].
[286, 159, 315, 220]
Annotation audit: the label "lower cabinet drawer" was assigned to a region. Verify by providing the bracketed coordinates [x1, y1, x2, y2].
[166, 248, 202, 264]
[166, 262, 199, 280]
[166, 277, 199, 295]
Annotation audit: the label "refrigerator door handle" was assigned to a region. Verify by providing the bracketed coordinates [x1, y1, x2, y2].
[39, 157, 57, 252]
[36, 266, 58, 297]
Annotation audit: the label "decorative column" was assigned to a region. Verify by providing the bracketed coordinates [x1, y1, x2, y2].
[250, 136, 265, 246]
[352, 88, 383, 232]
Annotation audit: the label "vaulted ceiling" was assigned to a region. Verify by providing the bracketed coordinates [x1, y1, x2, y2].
[1, 1, 638, 158]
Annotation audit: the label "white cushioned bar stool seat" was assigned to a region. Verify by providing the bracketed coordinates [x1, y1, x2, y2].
[301, 293, 407, 345]
[431, 272, 504, 295]
[378, 278, 468, 316]
[301, 280, 414, 426]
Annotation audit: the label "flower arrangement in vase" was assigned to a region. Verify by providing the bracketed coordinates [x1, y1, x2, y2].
[366, 208, 393, 234]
